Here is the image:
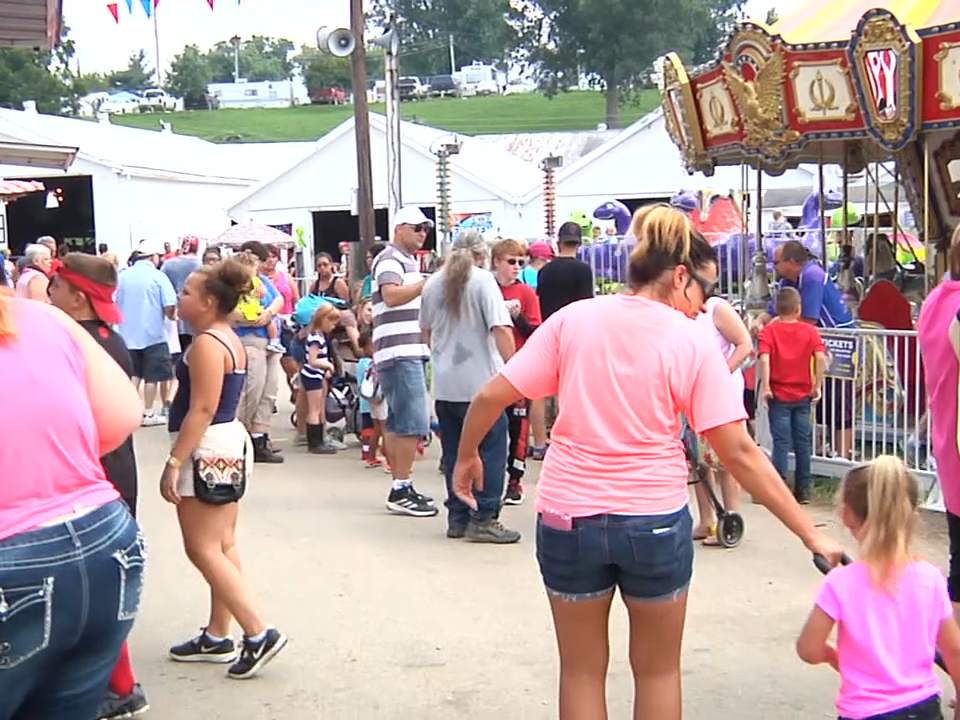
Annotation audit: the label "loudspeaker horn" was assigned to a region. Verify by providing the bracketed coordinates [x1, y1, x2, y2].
[371, 28, 400, 55]
[316, 26, 356, 57]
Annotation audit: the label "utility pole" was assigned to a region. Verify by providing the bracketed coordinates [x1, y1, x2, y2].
[448, 34, 456, 75]
[349, 0, 376, 283]
[383, 14, 402, 228]
[231, 35, 241, 83]
[153, 9, 162, 85]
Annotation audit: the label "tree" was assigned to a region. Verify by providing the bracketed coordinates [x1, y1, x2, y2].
[765, 7, 779, 24]
[107, 50, 154, 91]
[166, 45, 213, 109]
[0, 26, 79, 114]
[369, 0, 517, 78]
[294, 46, 352, 94]
[205, 36, 294, 83]
[516, 0, 741, 128]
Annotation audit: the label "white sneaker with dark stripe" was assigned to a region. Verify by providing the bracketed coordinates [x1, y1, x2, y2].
[386, 485, 438, 517]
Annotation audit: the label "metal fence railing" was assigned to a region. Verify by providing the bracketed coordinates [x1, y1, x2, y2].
[752, 326, 940, 510]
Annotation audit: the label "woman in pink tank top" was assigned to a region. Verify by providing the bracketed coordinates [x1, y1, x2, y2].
[918, 228, 960, 626]
[0, 295, 144, 719]
[15, 243, 52, 301]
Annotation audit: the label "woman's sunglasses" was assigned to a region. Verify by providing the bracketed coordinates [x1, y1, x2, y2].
[688, 268, 717, 299]
[502, 258, 523, 266]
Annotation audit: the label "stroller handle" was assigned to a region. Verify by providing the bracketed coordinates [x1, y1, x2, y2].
[811, 553, 948, 673]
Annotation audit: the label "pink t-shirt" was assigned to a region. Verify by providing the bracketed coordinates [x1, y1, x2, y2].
[918, 281, 960, 515]
[0, 299, 119, 542]
[816, 560, 951, 719]
[501, 294, 747, 516]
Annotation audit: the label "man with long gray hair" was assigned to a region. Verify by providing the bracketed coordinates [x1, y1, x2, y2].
[420, 230, 520, 543]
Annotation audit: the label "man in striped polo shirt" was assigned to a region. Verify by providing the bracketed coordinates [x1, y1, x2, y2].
[373, 206, 437, 517]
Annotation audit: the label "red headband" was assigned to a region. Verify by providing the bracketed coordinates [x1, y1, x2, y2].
[58, 266, 122, 325]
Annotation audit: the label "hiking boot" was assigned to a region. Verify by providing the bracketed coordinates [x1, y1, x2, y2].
[251, 434, 283, 464]
[306, 424, 336, 455]
[227, 628, 288, 680]
[446, 524, 467, 539]
[97, 683, 149, 719]
[465, 519, 521, 544]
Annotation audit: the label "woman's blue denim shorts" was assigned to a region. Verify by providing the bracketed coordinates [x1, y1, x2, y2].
[536, 506, 694, 602]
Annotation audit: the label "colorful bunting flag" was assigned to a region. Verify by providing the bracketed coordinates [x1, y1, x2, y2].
[207, 0, 214, 8]
[124, 0, 132, 11]
[140, 0, 152, 17]
[154, 0, 160, 7]
[107, 2, 120, 22]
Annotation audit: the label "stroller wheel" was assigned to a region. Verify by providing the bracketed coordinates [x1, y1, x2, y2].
[290, 410, 297, 429]
[716, 512, 745, 548]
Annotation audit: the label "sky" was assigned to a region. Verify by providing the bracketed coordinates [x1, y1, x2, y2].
[67, 0, 805, 75]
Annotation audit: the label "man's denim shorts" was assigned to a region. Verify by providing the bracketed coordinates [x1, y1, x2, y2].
[536, 506, 694, 602]
[378, 358, 429, 438]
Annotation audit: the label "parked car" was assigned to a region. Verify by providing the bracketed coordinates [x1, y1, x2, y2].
[100, 96, 141, 115]
[139, 88, 181, 112]
[427, 74, 460, 97]
[503, 78, 537, 95]
[398, 76, 426, 101]
[474, 79, 500, 96]
[311, 87, 347, 105]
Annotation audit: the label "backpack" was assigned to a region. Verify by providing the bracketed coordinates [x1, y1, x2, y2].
[292, 294, 349, 327]
[359, 363, 381, 401]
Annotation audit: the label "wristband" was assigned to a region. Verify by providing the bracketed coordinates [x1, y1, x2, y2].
[165, 455, 182, 469]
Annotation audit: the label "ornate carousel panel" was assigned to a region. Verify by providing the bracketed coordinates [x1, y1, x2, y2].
[695, 74, 740, 142]
[923, 29, 960, 124]
[719, 27, 801, 162]
[789, 57, 860, 126]
[933, 130, 960, 217]
[848, 9, 922, 151]
[659, 53, 709, 173]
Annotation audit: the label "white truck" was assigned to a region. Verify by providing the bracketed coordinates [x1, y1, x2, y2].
[139, 88, 182, 113]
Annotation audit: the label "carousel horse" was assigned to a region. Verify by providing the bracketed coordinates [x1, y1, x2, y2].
[592, 200, 632, 235]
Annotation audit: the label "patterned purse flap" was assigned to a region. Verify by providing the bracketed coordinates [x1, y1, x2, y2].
[195, 455, 245, 489]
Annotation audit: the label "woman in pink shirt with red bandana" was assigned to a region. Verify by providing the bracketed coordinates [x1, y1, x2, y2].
[453, 205, 845, 719]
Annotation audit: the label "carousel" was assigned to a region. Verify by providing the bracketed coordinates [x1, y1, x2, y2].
[658, 0, 960, 490]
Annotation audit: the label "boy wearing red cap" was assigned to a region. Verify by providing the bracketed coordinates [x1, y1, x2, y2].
[48, 253, 149, 720]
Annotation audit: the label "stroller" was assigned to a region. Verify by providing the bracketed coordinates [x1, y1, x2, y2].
[682, 422, 745, 548]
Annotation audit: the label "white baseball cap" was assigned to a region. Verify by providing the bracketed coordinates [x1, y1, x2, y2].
[393, 206, 433, 228]
[136, 238, 166, 257]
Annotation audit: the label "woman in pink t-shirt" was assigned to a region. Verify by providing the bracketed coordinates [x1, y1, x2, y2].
[0, 295, 144, 719]
[918, 230, 960, 636]
[797, 456, 960, 719]
[452, 205, 845, 719]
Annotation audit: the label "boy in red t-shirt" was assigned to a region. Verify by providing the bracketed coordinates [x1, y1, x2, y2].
[758, 287, 828, 504]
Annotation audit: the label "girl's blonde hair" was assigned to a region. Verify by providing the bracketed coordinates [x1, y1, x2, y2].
[840, 455, 918, 592]
[309, 302, 340, 332]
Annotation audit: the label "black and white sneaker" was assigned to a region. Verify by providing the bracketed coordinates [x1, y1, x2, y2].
[97, 684, 149, 719]
[227, 628, 288, 680]
[386, 485, 439, 517]
[169, 630, 237, 663]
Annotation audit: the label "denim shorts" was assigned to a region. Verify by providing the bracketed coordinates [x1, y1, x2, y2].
[536, 506, 694, 602]
[840, 694, 942, 720]
[130, 341, 172, 383]
[378, 358, 429, 437]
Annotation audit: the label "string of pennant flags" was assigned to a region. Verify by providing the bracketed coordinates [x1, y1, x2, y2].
[106, 0, 241, 23]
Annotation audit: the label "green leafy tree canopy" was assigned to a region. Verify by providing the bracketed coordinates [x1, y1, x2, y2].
[166, 45, 213, 109]
[107, 50, 154, 91]
[0, 25, 79, 114]
[517, 0, 742, 128]
[205, 35, 295, 84]
[369, 0, 517, 78]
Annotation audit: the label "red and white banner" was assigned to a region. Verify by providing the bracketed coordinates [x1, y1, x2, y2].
[865, 49, 899, 120]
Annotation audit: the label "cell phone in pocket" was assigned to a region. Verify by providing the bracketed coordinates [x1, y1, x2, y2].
[540, 508, 574, 531]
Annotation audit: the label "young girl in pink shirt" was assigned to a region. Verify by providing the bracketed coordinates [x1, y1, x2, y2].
[797, 456, 960, 719]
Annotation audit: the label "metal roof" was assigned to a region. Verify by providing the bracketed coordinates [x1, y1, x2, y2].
[0, 0, 62, 49]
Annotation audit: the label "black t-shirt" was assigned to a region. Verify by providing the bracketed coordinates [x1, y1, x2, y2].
[537, 257, 595, 320]
[79, 320, 139, 505]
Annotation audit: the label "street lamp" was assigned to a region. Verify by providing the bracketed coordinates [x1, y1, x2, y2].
[230, 35, 241, 83]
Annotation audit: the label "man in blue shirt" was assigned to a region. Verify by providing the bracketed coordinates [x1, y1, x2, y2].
[117, 238, 177, 427]
[234, 240, 285, 464]
[761, 240, 856, 458]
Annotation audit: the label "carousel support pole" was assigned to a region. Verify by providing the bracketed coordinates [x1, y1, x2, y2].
[818, 148, 827, 267]
[892, 164, 902, 252]
[837, 143, 859, 309]
[872, 162, 881, 279]
[739, 164, 749, 299]
[745, 164, 770, 316]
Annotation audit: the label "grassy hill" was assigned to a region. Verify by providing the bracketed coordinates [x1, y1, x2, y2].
[109, 90, 662, 142]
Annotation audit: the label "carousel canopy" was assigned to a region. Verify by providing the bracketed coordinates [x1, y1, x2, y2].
[0, 179, 44, 200]
[659, 0, 960, 244]
[769, 0, 959, 44]
[214, 219, 296, 248]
